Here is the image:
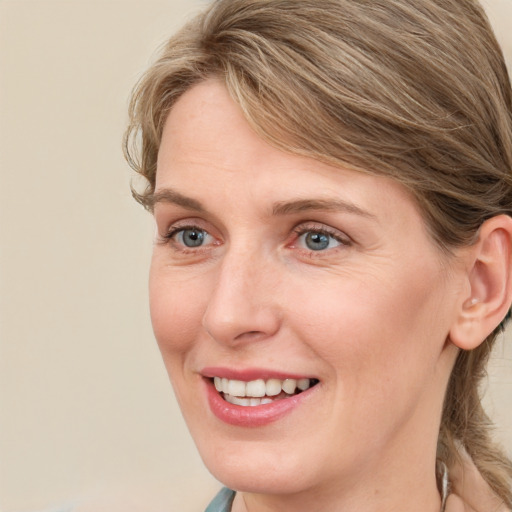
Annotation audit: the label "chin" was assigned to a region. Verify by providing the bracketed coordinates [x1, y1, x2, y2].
[202, 451, 313, 494]
[191, 429, 334, 495]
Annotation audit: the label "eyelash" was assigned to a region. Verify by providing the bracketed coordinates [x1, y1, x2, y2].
[158, 224, 213, 250]
[158, 222, 351, 255]
[291, 224, 351, 252]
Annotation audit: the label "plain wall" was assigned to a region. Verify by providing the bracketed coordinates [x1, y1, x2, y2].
[0, 1, 511, 511]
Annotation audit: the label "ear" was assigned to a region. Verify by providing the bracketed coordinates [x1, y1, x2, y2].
[449, 215, 512, 350]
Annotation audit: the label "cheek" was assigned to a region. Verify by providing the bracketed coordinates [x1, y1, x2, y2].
[284, 275, 448, 454]
[288, 264, 449, 391]
[149, 264, 207, 357]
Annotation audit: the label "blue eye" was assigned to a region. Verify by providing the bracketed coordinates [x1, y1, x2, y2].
[174, 228, 211, 247]
[297, 230, 343, 251]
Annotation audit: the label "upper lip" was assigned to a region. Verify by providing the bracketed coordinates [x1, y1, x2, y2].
[201, 367, 317, 382]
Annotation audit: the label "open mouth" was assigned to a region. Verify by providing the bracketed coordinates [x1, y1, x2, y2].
[211, 377, 320, 407]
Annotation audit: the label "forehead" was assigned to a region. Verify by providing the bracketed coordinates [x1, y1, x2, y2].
[158, 79, 267, 176]
[158, 80, 427, 225]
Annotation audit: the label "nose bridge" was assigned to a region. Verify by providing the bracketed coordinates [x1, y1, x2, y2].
[202, 242, 280, 345]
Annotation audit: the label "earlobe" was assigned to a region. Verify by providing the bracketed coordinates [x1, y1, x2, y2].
[449, 215, 512, 351]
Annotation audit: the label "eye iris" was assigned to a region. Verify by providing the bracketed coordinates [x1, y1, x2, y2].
[182, 229, 205, 247]
[305, 232, 330, 251]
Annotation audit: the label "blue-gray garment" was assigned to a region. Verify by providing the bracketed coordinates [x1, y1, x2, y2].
[205, 488, 235, 512]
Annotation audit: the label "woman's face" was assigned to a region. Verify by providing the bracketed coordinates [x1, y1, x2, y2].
[150, 80, 466, 497]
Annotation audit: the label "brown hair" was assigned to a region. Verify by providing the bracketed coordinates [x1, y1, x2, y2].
[124, 0, 512, 504]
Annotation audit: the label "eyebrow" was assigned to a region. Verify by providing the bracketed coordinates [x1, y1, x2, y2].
[151, 188, 375, 219]
[272, 198, 376, 219]
[150, 189, 206, 212]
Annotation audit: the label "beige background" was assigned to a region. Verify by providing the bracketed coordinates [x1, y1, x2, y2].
[0, 1, 511, 511]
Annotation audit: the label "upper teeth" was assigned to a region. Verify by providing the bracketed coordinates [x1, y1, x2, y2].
[213, 377, 312, 397]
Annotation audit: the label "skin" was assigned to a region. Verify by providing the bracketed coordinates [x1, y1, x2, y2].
[150, 79, 476, 512]
[445, 448, 511, 512]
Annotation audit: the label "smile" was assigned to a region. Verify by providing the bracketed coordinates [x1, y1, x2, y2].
[203, 372, 320, 427]
[213, 377, 318, 407]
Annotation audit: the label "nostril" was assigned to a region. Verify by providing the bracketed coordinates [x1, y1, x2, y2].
[233, 330, 267, 342]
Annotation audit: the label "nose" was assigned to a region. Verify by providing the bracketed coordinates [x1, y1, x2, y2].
[201, 246, 281, 346]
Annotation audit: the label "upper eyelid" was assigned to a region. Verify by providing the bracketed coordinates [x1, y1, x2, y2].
[152, 203, 225, 234]
[166, 225, 213, 241]
[293, 224, 343, 234]
[158, 217, 212, 234]
[292, 222, 351, 240]
[157, 219, 351, 246]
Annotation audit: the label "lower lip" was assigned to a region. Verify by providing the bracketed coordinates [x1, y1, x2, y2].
[204, 379, 317, 427]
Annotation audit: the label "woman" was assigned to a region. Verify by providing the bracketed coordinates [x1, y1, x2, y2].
[124, 0, 512, 510]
